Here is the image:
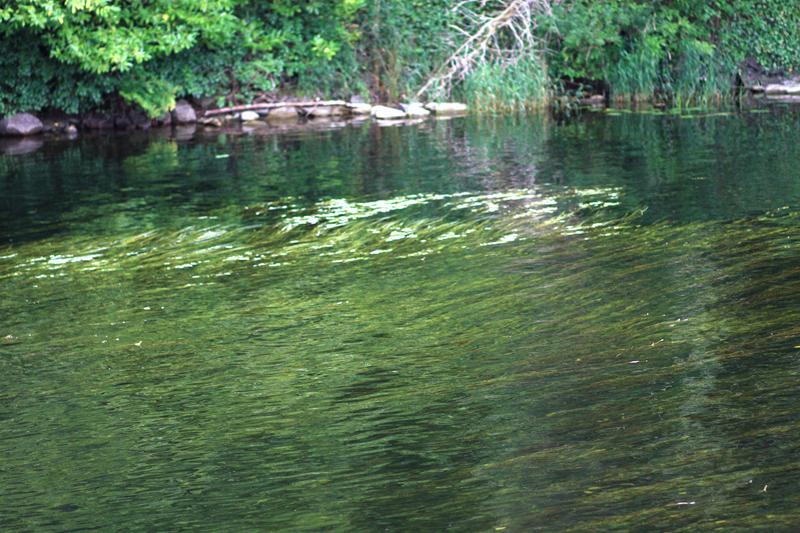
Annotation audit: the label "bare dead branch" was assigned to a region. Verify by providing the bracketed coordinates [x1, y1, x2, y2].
[416, 0, 560, 99]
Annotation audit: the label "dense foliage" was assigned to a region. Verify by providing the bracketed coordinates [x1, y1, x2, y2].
[543, 0, 800, 103]
[0, 0, 367, 116]
[1, 0, 799, 116]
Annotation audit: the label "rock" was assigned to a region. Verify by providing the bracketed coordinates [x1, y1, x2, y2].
[739, 57, 787, 92]
[370, 105, 406, 120]
[349, 94, 367, 104]
[156, 111, 172, 127]
[172, 100, 197, 124]
[0, 113, 44, 136]
[307, 105, 347, 118]
[66, 124, 78, 137]
[764, 82, 800, 95]
[347, 103, 372, 115]
[0, 137, 43, 155]
[399, 103, 431, 117]
[129, 111, 151, 130]
[82, 113, 114, 130]
[424, 102, 468, 115]
[200, 117, 222, 128]
[240, 110, 261, 121]
[267, 106, 299, 121]
[579, 94, 606, 105]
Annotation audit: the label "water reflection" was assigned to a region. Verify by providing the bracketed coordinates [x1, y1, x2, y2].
[0, 137, 44, 156]
[3, 111, 800, 530]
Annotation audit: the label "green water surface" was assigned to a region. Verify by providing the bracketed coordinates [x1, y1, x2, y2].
[3, 112, 800, 531]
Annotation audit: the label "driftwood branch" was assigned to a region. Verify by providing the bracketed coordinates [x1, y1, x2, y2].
[416, 0, 559, 99]
[204, 100, 347, 117]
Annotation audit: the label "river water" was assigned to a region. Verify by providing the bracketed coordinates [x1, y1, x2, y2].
[2, 111, 800, 531]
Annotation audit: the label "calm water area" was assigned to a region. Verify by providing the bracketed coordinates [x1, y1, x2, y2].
[2, 109, 800, 531]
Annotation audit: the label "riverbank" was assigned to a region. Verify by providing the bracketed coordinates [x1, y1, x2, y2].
[4, 67, 800, 157]
[0, 100, 472, 156]
[0, 100, 468, 140]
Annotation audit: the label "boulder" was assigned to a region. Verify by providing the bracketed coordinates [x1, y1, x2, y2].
[240, 110, 261, 121]
[579, 94, 606, 106]
[764, 82, 800, 95]
[200, 117, 222, 128]
[400, 103, 431, 117]
[156, 111, 172, 127]
[267, 106, 299, 121]
[172, 100, 197, 124]
[347, 103, 372, 115]
[0, 113, 44, 136]
[424, 102, 468, 115]
[129, 111, 151, 130]
[370, 105, 406, 120]
[739, 58, 787, 92]
[307, 105, 347, 118]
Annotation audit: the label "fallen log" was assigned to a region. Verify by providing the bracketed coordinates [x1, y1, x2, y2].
[203, 100, 347, 117]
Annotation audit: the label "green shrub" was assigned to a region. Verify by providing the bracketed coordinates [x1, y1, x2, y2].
[1, 0, 800, 116]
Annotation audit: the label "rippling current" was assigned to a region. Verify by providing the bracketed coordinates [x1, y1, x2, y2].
[3, 111, 800, 531]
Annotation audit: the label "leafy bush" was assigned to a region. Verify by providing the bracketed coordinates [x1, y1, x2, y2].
[542, 0, 800, 104]
[0, 0, 367, 117]
[721, 0, 800, 72]
[1, 0, 800, 115]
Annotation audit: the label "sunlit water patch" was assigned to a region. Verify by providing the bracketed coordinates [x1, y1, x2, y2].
[3, 113, 800, 531]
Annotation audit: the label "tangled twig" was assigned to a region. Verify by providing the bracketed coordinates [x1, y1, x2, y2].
[416, 0, 559, 99]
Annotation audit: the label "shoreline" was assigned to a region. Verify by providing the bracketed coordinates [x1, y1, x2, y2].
[3, 92, 800, 157]
[3, 61, 800, 143]
[0, 100, 468, 140]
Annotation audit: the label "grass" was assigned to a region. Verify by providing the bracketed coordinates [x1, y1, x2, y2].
[460, 53, 550, 112]
[606, 39, 737, 108]
[451, 43, 738, 113]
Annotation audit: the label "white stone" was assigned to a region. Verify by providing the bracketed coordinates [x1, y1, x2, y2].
[424, 102, 468, 115]
[307, 105, 347, 118]
[347, 103, 373, 115]
[764, 82, 800, 95]
[0, 113, 44, 136]
[267, 107, 299, 121]
[400, 103, 431, 117]
[370, 105, 406, 120]
[240, 111, 260, 121]
[200, 117, 222, 128]
[172, 100, 196, 124]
